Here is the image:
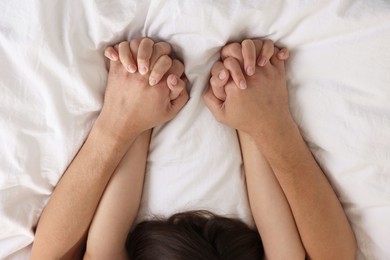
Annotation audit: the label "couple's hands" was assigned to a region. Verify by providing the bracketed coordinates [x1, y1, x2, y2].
[204, 39, 294, 139]
[98, 37, 293, 145]
[97, 38, 189, 143]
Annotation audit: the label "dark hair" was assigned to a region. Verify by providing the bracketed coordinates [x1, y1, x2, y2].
[126, 210, 263, 260]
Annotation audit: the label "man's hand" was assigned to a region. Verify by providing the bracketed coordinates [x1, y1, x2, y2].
[32, 38, 190, 260]
[204, 39, 357, 259]
[204, 39, 292, 139]
[97, 38, 189, 144]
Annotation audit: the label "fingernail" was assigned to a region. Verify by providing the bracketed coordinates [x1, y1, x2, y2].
[171, 75, 178, 86]
[246, 66, 255, 76]
[218, 70, 226, 80]
[149, 77, 157, 86]
[239, 80, 247, 89]
[111, 53, 118, 61]
[127, 64, 137, 73]
[139, 66, 148, 75]
[258, 56, 268, 66]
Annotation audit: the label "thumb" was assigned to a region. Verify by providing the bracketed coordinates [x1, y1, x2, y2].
[171, 87, 189, 114]
[277, 47, 289, 60]
[203, 87, 224, 121]
[168, 74, 187, 100]
[271, 47, 286, 72]
[104, 46, 119, 61]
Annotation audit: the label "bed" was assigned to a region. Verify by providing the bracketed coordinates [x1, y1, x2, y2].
[1, 0, 389, 259]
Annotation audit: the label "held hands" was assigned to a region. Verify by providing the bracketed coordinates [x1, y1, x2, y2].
[204, 39, 294, 139]
[97, 37, 293, 144]
[97, 38, 189, 143]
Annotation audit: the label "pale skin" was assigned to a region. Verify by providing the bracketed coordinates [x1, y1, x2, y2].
[31, 37, 357, 259]
[208, 41, 305, 259]
[204, 40, 357, 259]
[31, 38, 188, 259]
[85, 39, 187, 260]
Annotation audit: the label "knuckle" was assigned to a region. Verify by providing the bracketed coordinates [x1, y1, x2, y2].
[230, 42, 241, 49]
[241, 39, 249, 45]
[153, 43, 164, 55]
[118, 41, 129, 48]
[241, 39, 252, 47]
[155, 42, 171, 54]
[142, 37, 154, 46]
[222, 42, 240, 55]
[163, 42, 172, 53]
[231, 44, 242, 54]
[224, 56, 234, 64]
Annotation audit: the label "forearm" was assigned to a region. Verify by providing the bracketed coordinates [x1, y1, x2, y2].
[31, 120, 137, 259]
[253, 119, 357, 259]
[85, 130, 152, 260]
[239, 131, 305, 260]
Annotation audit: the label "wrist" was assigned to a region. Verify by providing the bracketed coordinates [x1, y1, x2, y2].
[90, 116, 140, 153]
[250, 116, 299, 150]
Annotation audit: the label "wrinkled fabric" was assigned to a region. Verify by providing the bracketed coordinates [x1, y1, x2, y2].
[0, 1, 389, 259]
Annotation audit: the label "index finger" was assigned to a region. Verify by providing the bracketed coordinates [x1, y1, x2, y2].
[150, 42, 172, 69]
[211, 60, 229, 80]
[241, 39, 256, 76]
[224, 57, 247, 90]
[104, 46, 119, 61]
[118, 41, 137, 73]
[221, 43, 244, 64]
[137, 38, 154, 75]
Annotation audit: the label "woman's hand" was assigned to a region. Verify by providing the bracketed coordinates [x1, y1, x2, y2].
[84, 39, 190, 260]
[32, 38, 190, 260]
[204, 39, 357, 259]
[97, 38, 189, 144]
[204, 39, 292, 139]
[212, 39, 289, 93]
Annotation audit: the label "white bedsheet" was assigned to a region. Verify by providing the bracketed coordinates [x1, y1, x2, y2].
[1, 0, 390, 259]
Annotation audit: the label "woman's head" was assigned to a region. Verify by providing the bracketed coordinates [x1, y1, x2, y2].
[127, 210, 263, 260]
